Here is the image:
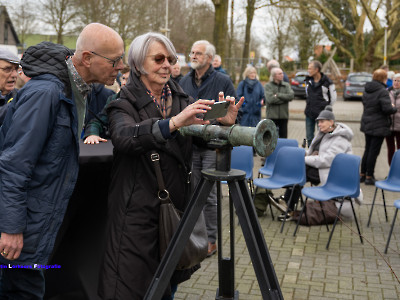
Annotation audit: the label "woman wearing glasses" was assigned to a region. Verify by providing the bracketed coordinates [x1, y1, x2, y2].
[98, 32, 243, 299]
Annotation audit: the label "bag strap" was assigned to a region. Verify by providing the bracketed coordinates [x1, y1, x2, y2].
[151, 151, 170, 201]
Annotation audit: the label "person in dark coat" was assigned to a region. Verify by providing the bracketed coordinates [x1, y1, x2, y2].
[180, 40, 237, 257]
[212, 54, 228, 75]
[98, 32, 243, 300]
[0, 23, 124, 298]
[83, 65, 130, 144]
[360, 68, 397, 185]
[304, 60, 337, 146]
[237, 65, 265, 127]
[170, 62, 183, 84]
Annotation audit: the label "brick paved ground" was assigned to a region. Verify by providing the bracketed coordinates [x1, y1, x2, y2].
[174, 100, 400, 300]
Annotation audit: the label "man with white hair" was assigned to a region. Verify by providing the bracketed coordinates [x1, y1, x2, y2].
[0, 23, 124, 297]
[0, 49, 19, 124]
[212, 54, 228, 74]
[266, 59, 289, 83]
[180, 40, 236, 257]
[264, 67, 294, 138]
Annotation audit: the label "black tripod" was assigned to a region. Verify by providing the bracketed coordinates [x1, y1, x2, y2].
[144, 145, 283, 300]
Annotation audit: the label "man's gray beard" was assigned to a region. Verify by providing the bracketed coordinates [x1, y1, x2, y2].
[191, 61, 207, 70]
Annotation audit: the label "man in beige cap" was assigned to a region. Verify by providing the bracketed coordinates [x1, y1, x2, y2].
[0, 23, 124, 298]
[0, 49, 19, 124]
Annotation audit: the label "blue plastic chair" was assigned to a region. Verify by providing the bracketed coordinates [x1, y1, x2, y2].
[222, 146, 254, 193]
[258, 138, 299, 178]
[293, 153, 363, 249]
[384, 199, 400, 254]
[367, 150, 400, 227]
[253, 147, 306, 232]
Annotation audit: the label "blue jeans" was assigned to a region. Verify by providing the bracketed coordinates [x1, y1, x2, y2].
[305, 116, 316, 147]
[0, 267, 45, 299]
[192, 145, 217, 243]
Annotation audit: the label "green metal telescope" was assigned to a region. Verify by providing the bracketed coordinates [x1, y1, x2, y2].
[179, 119, 278, 157]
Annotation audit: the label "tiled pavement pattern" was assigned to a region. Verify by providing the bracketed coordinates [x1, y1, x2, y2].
[175, 100, 400, 299]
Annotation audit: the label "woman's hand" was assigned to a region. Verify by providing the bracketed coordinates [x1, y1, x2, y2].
[217, 92, 245, 126]
[84, 135, 108, 144]
[170, 99, 214, 131]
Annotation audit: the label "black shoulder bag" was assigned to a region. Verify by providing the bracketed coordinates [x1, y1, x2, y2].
[150, 151, 208, 270]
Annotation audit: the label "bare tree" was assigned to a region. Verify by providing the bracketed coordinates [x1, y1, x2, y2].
[239, 0, 278, 74]
[280, 0, 400, 70]
[293, 8, 323, 68]
[12, 0, 38, 50]
[170, 1, 214, 54]
[40, 0, 77, 45]
[265, 5, 296, 65]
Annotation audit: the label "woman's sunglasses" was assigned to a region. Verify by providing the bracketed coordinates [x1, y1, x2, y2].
[148, 54, 177, 65]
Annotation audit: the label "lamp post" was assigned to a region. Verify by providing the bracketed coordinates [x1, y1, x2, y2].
[384, 25, 388, 66]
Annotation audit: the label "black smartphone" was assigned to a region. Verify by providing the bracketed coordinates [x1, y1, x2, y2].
[203, 101, 230, 120]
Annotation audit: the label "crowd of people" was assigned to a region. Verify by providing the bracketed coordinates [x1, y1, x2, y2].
[0, 20, 398, 299]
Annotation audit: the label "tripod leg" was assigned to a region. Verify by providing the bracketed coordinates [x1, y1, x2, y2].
[144, 178, 215, 300]
[216, 188, 236, 299]
[228, 179, 283, 300]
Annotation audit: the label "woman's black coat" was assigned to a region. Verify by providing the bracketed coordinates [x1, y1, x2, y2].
[361, 80, 397, 136]
[98, 72, 197, 299]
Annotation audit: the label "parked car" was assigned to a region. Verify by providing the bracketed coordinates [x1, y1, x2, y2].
[290, 71, 308, 99]
[343, 72, 372, 100]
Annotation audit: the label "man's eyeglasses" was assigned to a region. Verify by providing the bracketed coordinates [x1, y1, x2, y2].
[0, 65, 19, 74]
[148, 54, 177, 65]
[189, 52, 204, 58]
[90, 51, 124, 68]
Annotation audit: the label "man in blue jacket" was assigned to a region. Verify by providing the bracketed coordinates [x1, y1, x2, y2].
[0, 23, 124, 298]
[180, 40, 236, 257]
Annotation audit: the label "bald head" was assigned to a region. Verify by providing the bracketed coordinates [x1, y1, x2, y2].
[72, 23, 125, 85]
[75, 23, 123, 60]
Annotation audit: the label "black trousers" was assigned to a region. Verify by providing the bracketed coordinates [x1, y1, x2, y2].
[0, 268, 45, 299]
[284, 165, 320, 211]
[271, 119, 288, 139]
[361, 134, 384, 177]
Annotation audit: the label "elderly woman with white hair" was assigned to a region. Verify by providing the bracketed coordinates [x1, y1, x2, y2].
[237, 65, 265, 127]
[269, 105, 356, 222]
[98, 32, 243, 299]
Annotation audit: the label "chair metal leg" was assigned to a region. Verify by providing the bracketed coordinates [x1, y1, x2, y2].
[382, 189, 388, 222]
[385, 209, 398, 254]
[319, 201, 330, 232]
[268, 199, 275, 220]
[350, 199, 363, 244]
[326, 198, 344, 249]
[293, 197, 308, 236]
[367, 187, 379, 227]
[280, 185, 296, 233]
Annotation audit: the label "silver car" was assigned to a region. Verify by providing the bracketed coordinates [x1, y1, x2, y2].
[343, 72, 372, 101]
